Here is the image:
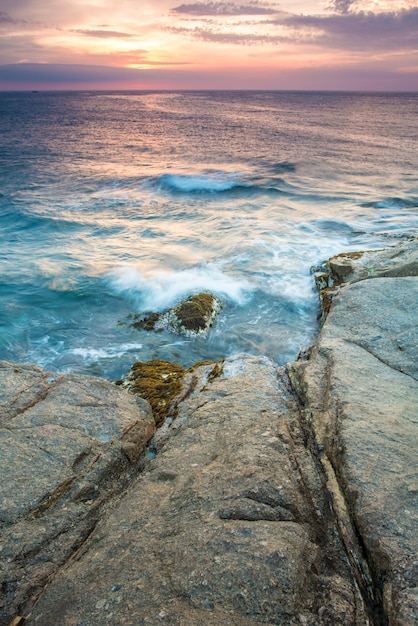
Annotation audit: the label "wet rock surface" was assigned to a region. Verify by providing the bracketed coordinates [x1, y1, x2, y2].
[132, 292, 222, 337]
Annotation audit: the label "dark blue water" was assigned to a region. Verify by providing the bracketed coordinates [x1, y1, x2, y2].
[1, 91, 417, 378]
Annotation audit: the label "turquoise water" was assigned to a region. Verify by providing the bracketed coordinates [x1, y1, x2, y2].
[1, 91, 417, 378]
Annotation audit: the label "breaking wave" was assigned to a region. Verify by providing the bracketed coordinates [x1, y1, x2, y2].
[147, 171, 288, 196]
[106, 264, 254, 311]
[157, 172, 245, 193]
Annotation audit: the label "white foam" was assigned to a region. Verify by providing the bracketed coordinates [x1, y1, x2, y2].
[159, 173, 241, 193]
[106, 264, 253, 311]
[71, 342, 143, 361]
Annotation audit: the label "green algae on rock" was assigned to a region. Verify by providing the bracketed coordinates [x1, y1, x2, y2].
[132, 312, 162, 332]
[130, 292, 222, 338]
[123, 359, 186, 428]
[172, 293, 221, 334]
[123, 358, 226, 428]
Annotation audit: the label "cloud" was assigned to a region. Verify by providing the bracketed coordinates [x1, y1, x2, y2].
[71, 29, 134, 38]
[281, 7, 418, 51]
[329, 0, 355, 14]
[0, 10, 25, 24]
[168, 25, 286, 45]
[169, 3, 418, 52]
[171, 1, 278, 16]
[0, 63, 151, 84]
[0, 11, 14, 23]
[0, 62, 233, 89]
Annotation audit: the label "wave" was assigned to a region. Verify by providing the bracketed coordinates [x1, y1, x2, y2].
[0, 205, 88, 235]
[361, 197, 418, 210]
[268, 161, 296, 174]
[158, 172, 246, 193]
[309, 219, 355, 234]
[106, 264, 254, 311]
[145, 171, 287, 196]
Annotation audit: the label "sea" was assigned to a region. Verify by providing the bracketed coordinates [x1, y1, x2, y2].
[1, 90, 417, 380]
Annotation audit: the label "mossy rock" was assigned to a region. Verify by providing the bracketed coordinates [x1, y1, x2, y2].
[123, 358, 225, 427]
[124, 359, 186, 428]
[173, 293, 221, 333]
[329, 250, 366, 263]
[130, 293, 222, 337]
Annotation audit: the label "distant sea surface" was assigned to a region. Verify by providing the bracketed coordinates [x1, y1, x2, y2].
[1, 91, 417, 379]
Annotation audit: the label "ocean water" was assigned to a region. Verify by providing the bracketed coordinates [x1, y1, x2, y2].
[1, 90, 417, 379]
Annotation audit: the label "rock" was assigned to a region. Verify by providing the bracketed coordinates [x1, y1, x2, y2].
[0, 361, 154, 625]
[318, 285, 341, 321]
[25, 355, 366, 625]
[289, 276, 418, 625]
[311, 238, 418, 324]
[328, 237, 418, 284]
[133, 311, 161, 331]
[122, 358, 186, 428]
[132, 292, 222, 337]
[121, 358, 221, 428]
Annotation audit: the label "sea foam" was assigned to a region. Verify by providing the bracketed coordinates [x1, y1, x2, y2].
[70, 342, 143, 361]
[107, 264, 253, 311]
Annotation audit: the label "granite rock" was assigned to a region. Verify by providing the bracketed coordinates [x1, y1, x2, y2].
[328, 237, 418, 284]
[289, 276, 418, 625]
[312, 238, 418, 323]
[0, 362, 154, 625]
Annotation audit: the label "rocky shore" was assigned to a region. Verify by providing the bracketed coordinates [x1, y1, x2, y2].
[1, 238, 417, 626]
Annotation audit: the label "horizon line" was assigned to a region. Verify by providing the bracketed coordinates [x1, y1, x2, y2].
[1, 88, 418, 93]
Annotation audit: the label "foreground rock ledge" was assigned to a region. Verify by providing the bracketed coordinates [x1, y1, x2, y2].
[22, 355, 367, 625]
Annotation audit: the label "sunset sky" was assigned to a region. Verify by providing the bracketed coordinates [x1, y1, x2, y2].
[1, 0, 417, 90]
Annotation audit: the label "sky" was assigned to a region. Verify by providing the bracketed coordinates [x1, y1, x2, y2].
[0, 0, 417, 90]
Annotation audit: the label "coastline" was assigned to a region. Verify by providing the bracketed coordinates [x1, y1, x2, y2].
[1, 237, 417, 626]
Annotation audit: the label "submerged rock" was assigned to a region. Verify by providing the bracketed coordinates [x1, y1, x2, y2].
[132, 292, 222, 337]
